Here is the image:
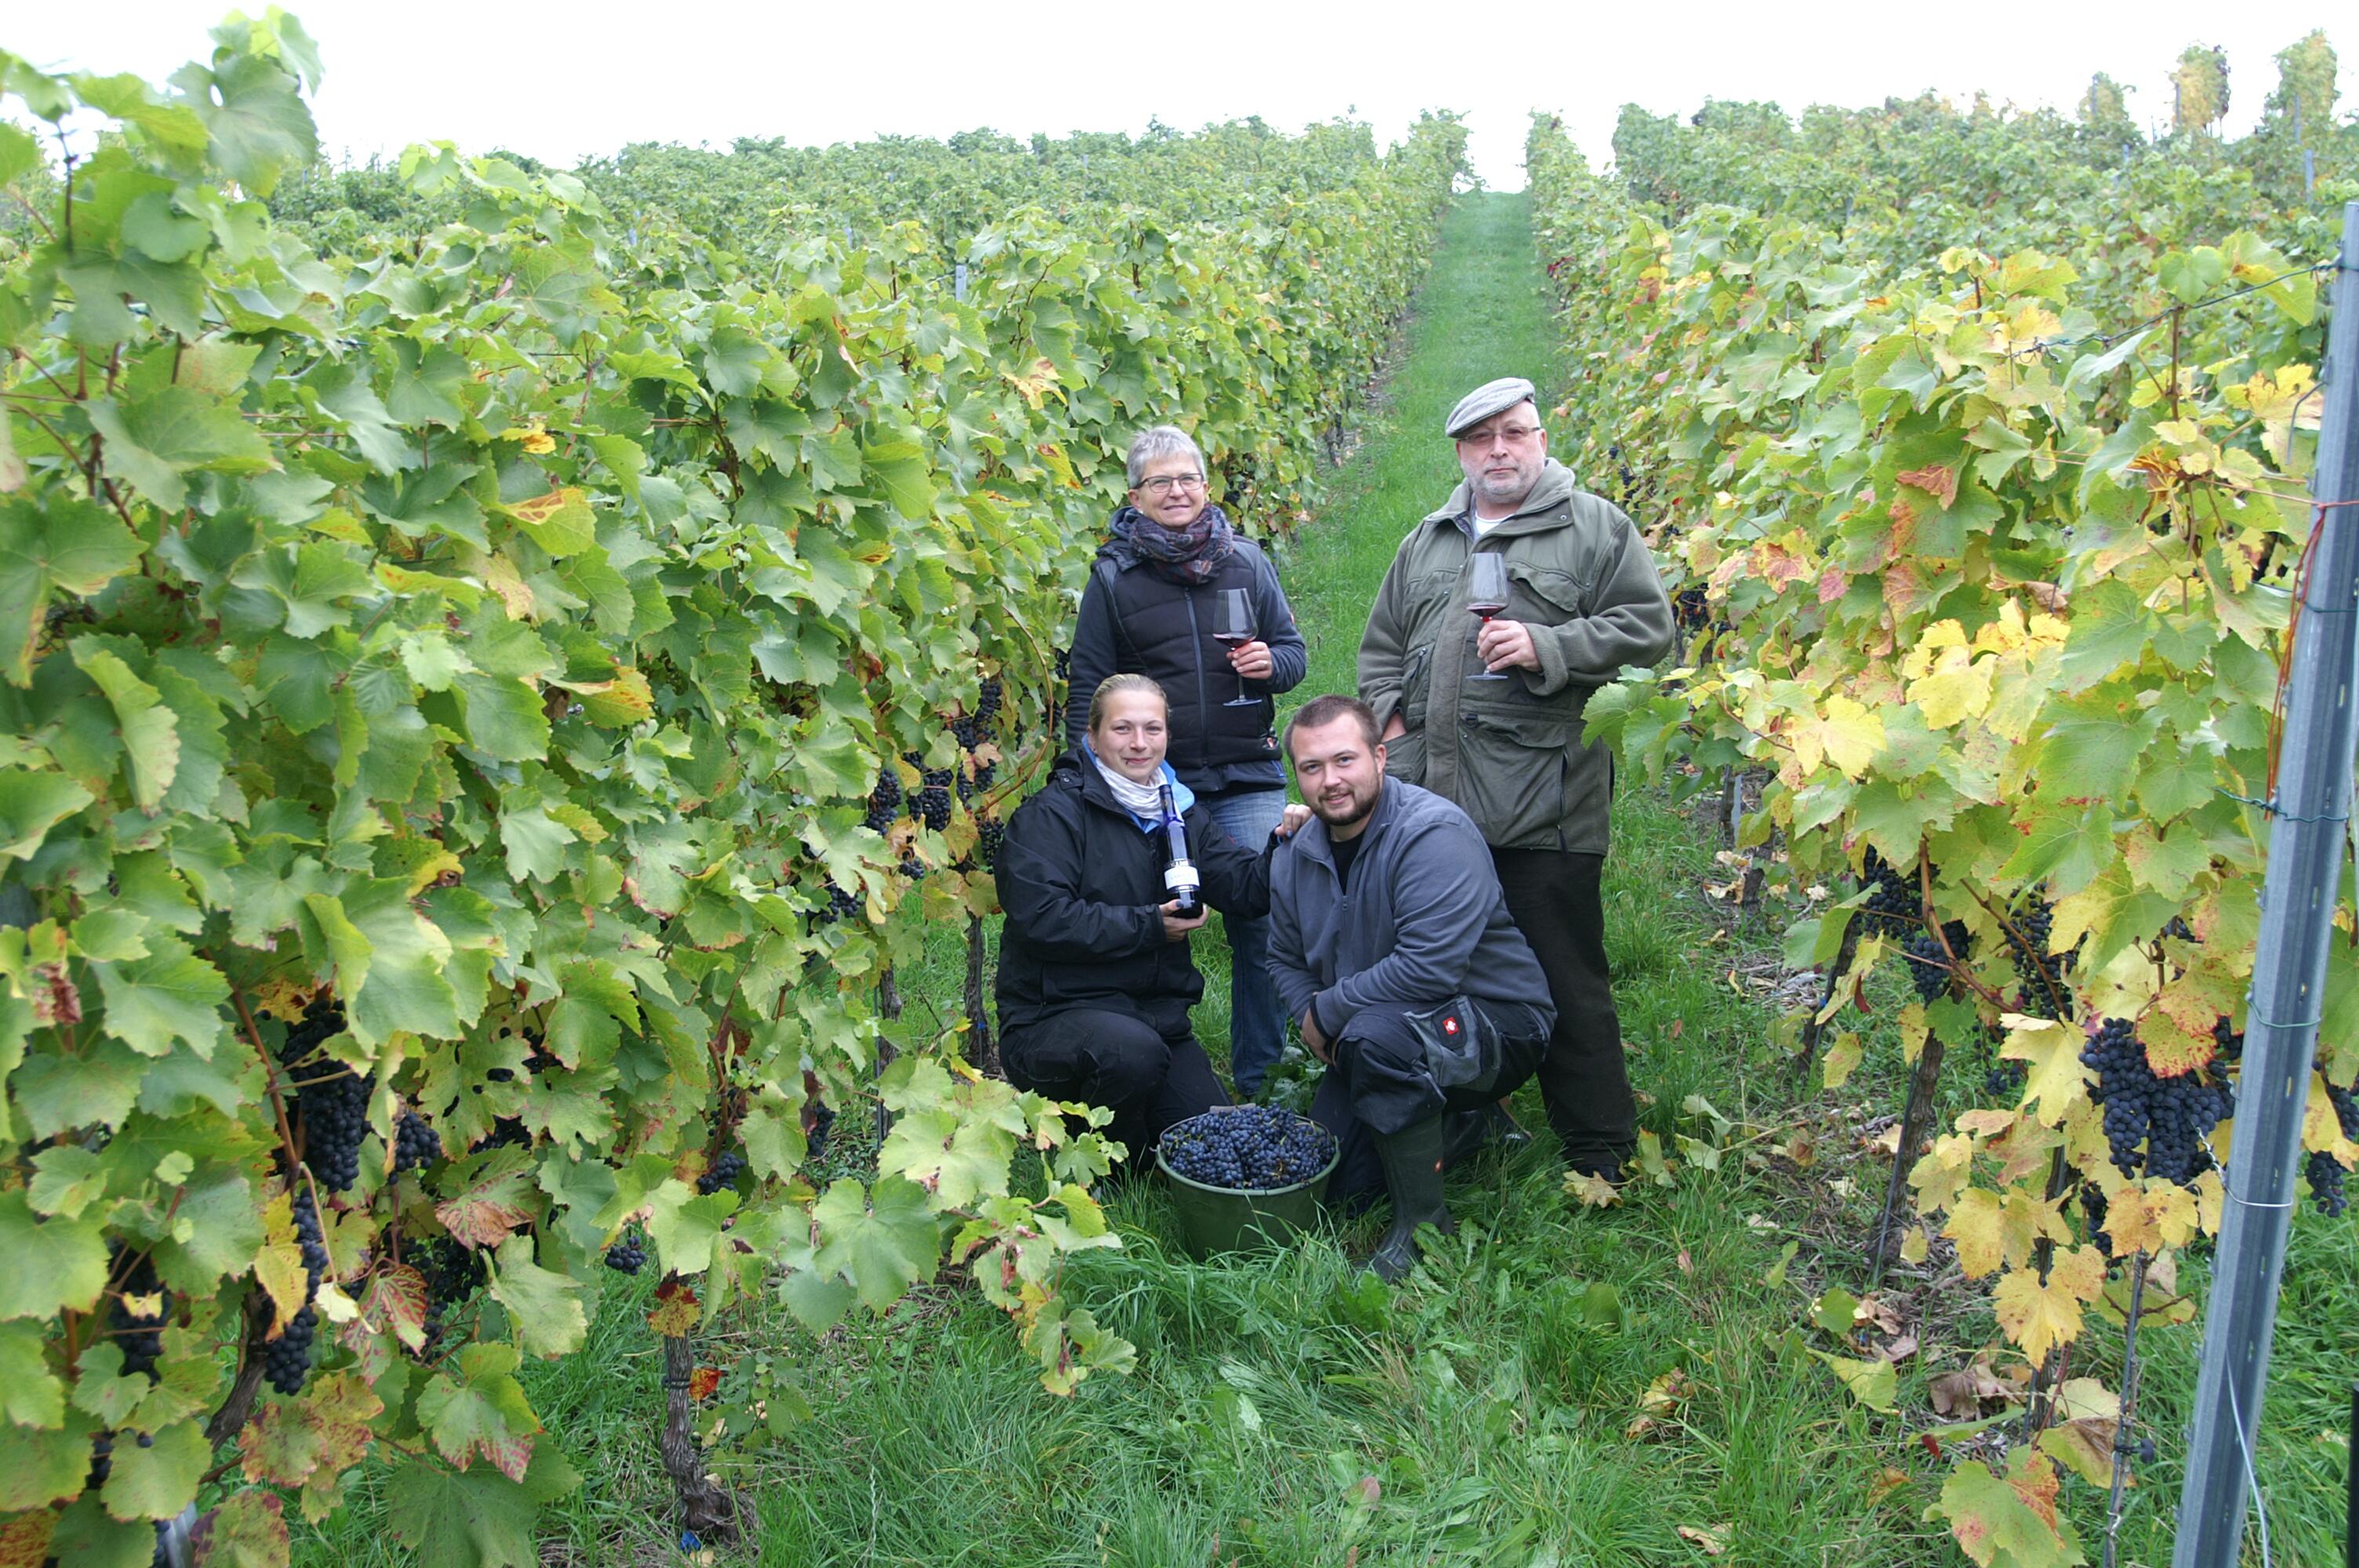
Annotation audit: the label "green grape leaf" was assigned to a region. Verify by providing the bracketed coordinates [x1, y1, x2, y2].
[68, 641, 180, 812]
[85, 387, 275, 511]
[150, 1166, 264, 1295]
[812, 1176, 940, 1312]
[485, 1236, 588, 1359]
[91, 935, 228, 1059]
[0, 496, 146, 686]
[0, 768, 95, 863]
[384, 1444, 576, 1568]
[192, 50, 317, 198]
[99, 1414, 211, 1520]
[416, 1342, 540, 1481]
[0, 1189, 110, 1319]
[0, 1318, 66, 1426]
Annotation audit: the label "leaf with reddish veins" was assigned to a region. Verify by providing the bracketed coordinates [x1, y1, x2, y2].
[191, 1486, 289, 1568]
[354, 1264, 431, 1352]
[1898, 464, 1960, 509]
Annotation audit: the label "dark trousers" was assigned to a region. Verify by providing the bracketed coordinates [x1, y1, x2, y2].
[1310, 999, 1550, 1206]
[999, 1007, 1229, 1172]
[1492, 848, 1634, 1174]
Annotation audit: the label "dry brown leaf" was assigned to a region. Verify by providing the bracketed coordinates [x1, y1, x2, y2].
[1676, 1523, 1730, 1555]
[1876, 1332, 1920, 1364]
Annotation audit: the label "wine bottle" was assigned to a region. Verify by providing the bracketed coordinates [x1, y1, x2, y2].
[1158, 782, 1202, 918]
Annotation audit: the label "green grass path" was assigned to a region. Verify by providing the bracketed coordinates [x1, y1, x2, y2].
[295, 194, 2359, 1568]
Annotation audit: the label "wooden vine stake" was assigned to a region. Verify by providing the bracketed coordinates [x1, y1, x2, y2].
[2102, 1251, 2152, 1568]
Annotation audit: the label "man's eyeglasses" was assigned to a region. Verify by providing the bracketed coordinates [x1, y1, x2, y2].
[1136, 473, 1206, 496]
[1456, 424, 1542, 448]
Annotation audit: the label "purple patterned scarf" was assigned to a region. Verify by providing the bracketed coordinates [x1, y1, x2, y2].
[1111, 503, 1238, 587]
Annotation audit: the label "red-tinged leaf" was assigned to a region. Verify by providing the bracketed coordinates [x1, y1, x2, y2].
[434, 1154, 538, 1250]
[1899, 464, 1960, 509]
[241, 1373, 384, 1498]
[646, 1279, 701, 1338]
[416, 1344, 540, 1482]
[0, 1512, 56, 1568]
[689, 1366, 722, 1402]
[354, 1264, 431, 1353]
[191, 1487, 289, 1568]
[1931, 1449, 2084, 1567]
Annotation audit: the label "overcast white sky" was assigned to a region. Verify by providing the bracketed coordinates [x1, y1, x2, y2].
[11, 2, 2359, 189]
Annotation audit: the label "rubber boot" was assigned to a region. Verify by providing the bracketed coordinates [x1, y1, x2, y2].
[1362, 1115, 1454, 1283]
[1443, 1102, 1534, 1169]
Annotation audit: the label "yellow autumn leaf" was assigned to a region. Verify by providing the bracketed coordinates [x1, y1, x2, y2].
[1907, 1131, 1976, 1214]
[1905, 644, 1992, 728]
[1993, 1246, 2106, 1363]
[2304, 1075, 2359, 1167]
[1943, 1186, 2069, 1277]
[1799, 695, 1884, 781]
[2000, 1014, 2088, 1127]
[2093, 1173, 2201, 1257]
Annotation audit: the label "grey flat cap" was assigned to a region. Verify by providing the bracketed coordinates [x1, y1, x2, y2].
[1445, 376, 1537, 438]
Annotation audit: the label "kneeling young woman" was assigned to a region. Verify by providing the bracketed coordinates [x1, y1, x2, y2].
[995, 674, 1306, 1169]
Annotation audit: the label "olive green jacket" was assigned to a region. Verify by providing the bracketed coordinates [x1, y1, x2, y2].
[1357, 459, 1674, 855]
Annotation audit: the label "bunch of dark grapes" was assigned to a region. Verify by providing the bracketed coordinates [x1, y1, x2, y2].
[1856, 850, 1919, 938]
[2081, 1017, 2234, 1184]
[264, 1188, 333, 1396]
[1976, 1022, 2026, 1098]
[697, 1149, 747, 1196]
[919, 779, 953, 833]
[972, 760, 997, 793]
[1673, 584, 1710, 635]
[2079, 1185, 2114, 1254]
[413, 1234, 486, 1356]
[864, 768, 904, 833]
[605, 1228, 649, 1275]
[87, 1429, 114, 1488]
[951, 714, 981, 751]
[2305, 1062, 2359, 1215]
[1053, 647, 1072, 684]
[976, 818, 1006, 871]
[807, 1101, 836, 1160]
[808, 880, 863, 928]
[2007, 900, 2078, 1010]
[108, 1250, 169, 1381]
[1159, 1106, 1336, 1191]
[393, 1112, 443, 1174]
[1903, 923, 1968, 1004]
[282, 999, 373, 1192]
[976, 677, 1003, 724]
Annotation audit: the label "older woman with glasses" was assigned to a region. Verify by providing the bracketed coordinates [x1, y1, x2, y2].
[1063, 426, 1309, 1098]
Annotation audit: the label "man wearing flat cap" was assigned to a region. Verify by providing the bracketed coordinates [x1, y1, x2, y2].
[1355, 377, 1674, 1184]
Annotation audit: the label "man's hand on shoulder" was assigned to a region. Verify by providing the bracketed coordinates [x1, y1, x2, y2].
[1475, 618, 1542, 674]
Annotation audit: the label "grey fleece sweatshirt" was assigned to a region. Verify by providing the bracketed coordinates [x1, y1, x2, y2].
[1268, 778, 1557, 1040]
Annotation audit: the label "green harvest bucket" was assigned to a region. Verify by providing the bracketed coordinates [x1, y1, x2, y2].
[1155, 1110, 1339, 1261]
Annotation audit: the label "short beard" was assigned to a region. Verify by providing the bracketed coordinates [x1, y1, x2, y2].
[1316, 789, 1377, 831]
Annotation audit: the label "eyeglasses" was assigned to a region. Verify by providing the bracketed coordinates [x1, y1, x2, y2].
[1455, 423, 1542, 448]
[1136, 473, 1206, 496]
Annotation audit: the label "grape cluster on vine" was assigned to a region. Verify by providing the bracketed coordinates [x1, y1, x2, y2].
[863, 768, 903, 833]
[807, 880, 864, 928]
[1903, 921, 1969, 1004]
[1160, 1106, 1335, 1190]
[1856, 849, 1919, 938]
[264, 1188, 333, 1396]
[605, 1228, 649, 1275]
[2005, 899, 2076, 1000]
[107, 1250, 169, 1381]
[282, 998, 373, 1192]
[2081, 1017, 2234, 1185]
[697, 1149, 747, 1195]
[393, 1111, 442, 1174]
[2305, 1058, 2359, 1215]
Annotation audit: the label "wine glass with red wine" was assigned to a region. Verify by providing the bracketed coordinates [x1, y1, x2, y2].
[1467, 554, 1510, 681]
[1214, 588, 1258, 707]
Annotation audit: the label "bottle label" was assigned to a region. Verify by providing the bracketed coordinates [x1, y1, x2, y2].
[1165, 865, 1199, 893]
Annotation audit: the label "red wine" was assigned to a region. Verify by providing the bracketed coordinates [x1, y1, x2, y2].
[1212, 632, 1252, 646]
[1466, 600, 1509, 618]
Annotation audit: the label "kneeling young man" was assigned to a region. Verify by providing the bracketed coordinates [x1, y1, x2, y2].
[1269, 695, 1556, 1281]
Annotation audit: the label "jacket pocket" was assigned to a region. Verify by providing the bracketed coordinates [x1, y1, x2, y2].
[1456, 708, 1576, 848]
[1399, 644, 1434, 731]
[1383, 728, 1427, 786]
[1505, 560, 1587, 624]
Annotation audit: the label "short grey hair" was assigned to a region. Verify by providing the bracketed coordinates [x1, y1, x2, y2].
[1125, 424, 1205, 488]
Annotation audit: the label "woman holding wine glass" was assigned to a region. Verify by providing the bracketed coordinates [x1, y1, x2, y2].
[1062, 426, 1310, 1098]
[997, 675, 1310, 1171]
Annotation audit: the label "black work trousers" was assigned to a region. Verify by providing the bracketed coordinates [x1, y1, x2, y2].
[999, 1007, 1229, 1173]
[1492, 848, 1634, 1175]
[1310, 998, 1550, 1207]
